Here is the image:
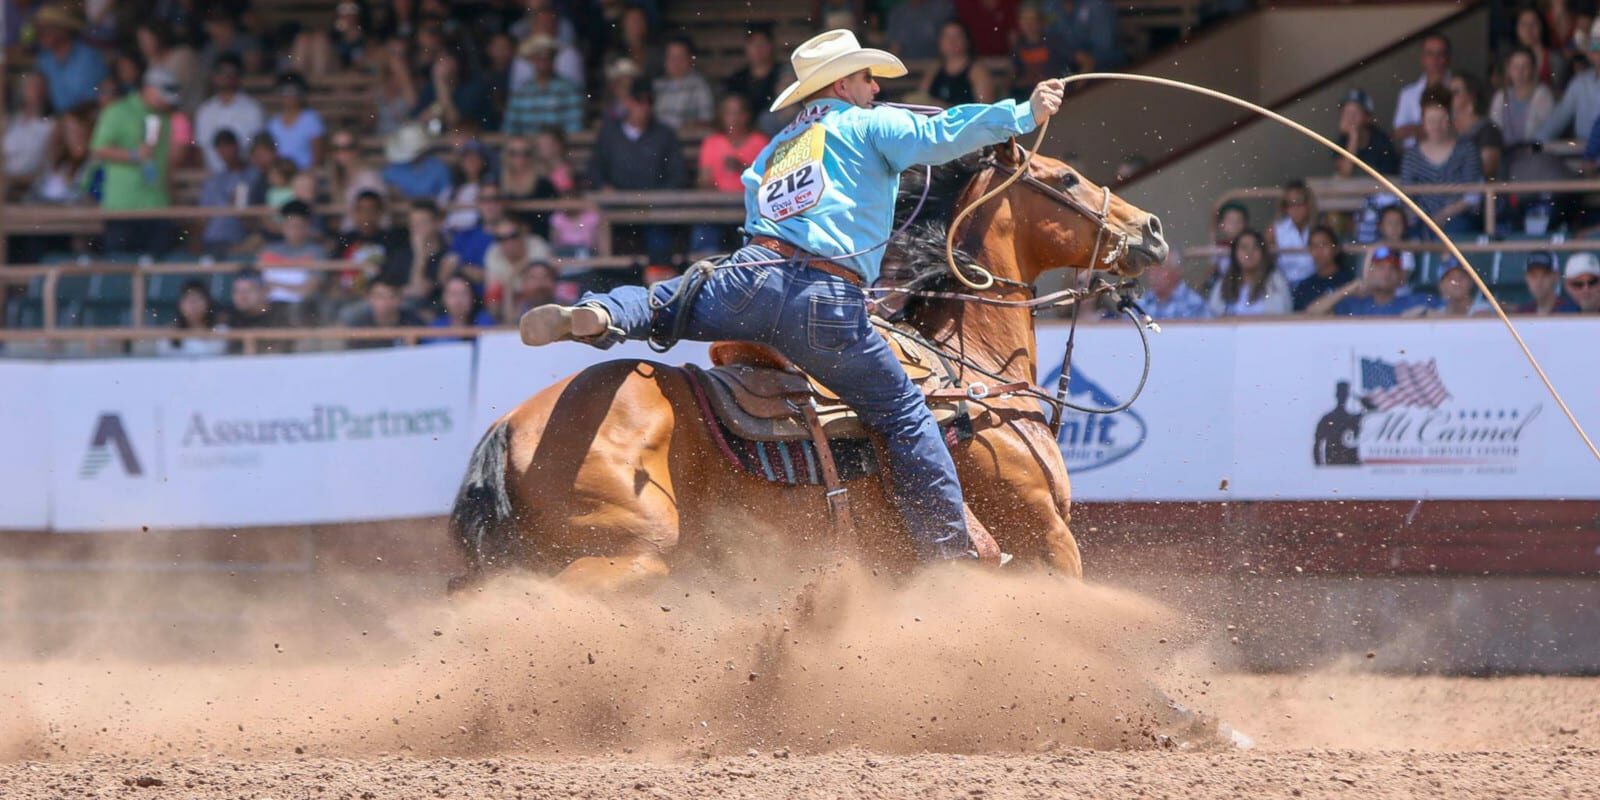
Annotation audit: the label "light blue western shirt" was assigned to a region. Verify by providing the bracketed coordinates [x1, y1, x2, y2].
[741, 98, 1038, 284]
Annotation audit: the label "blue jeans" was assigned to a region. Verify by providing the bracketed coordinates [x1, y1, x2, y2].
[580, 244, 971, 560]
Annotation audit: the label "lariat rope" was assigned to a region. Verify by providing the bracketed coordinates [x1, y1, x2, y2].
[957, 72, 1598, 464]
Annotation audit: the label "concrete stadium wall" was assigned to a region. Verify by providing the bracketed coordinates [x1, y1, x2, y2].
[1117, 5, 1490, 272]
[1046, 2, 1470, 185]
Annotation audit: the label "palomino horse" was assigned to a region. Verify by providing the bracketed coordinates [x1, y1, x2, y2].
[449, 142, 1167, 591]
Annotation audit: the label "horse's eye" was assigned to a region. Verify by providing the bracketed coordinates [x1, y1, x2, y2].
[1059, 172, 1080, 189]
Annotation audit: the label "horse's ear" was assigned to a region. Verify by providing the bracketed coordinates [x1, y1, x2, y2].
[991, 138, 1022, 167]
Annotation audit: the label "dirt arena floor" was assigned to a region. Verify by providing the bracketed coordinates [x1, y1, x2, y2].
[2, 560, 1597, 799]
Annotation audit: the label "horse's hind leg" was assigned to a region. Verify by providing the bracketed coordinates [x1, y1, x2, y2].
[554, 552, 670, 592]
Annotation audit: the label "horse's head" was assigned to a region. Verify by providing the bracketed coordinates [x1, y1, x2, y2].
[983, 142, 1167, 281]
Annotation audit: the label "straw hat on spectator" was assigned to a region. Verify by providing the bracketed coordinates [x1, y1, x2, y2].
[34, 3, 84, 31]
[769, 29, 907, 112]
[604, 58, 641, 82]
[518, 34, 559, 60]
[385, 124, 434, 164]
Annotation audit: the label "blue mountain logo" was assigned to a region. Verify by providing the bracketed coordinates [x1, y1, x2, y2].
[1039, 365, 1148, 472]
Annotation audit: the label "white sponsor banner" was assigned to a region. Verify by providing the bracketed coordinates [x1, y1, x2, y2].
[472, 332, 709, 433]
[48, 346, 475, 531]
[1233, 318, 1600, 500]
[1035, 322, 1237, 501]
[0, 362, 52, 530]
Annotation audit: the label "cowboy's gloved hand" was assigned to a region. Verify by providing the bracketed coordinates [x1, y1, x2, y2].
[1030, 78, 1065, 125]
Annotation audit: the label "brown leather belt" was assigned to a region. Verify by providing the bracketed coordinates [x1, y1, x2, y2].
[750, 236, 864, 287]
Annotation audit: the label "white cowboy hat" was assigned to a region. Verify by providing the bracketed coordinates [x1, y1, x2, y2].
[769, 29, 907, 112]
[384, 123, 433, 164]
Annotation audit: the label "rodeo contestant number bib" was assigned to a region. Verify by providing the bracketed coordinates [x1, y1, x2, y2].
[758, 123, 828, 222]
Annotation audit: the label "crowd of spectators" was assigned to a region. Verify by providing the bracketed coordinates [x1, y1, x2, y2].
[1146, 6, 1600, 323]
[2, 0, 1150, 353]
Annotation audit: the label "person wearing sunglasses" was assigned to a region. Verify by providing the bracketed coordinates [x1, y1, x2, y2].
[1305, 247, 1439, 317]
[1564, 252, 1600, 313]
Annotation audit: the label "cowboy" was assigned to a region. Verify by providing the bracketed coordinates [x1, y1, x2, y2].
[520, 29, 1065, 563]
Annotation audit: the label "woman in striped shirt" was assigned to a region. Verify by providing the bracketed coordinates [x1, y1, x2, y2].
[1401, 86, 1485, 238]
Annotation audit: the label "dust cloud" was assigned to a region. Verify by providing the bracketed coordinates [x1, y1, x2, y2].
[0, 560, 1206, 762]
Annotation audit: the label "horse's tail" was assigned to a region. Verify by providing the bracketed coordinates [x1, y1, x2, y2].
[447, 417, 518, 591]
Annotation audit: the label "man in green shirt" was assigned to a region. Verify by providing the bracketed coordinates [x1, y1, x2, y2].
[89, 66, 181, 255]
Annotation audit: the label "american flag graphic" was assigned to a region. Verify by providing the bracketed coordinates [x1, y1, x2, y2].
[1361, 358, 1451, 410]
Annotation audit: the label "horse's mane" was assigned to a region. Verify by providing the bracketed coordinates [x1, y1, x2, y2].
[885, 153, 988, 317]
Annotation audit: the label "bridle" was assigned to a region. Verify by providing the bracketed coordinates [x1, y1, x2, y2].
[870, 148, 1157, 429]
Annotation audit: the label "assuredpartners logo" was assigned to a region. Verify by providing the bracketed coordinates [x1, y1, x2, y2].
[1041, 365, 1147, 472]
[176, 404, 454, 469]
[80, 413, 143, 478]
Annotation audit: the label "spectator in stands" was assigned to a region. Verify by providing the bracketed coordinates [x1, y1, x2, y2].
[1401, 87, 1484, 237]
[1011, 5, 1065, 101]
[1450, 73, 1505, 179]
[442, 141, 491, 235]
[496, 135, 555, 238]
[263, 156, 299, 214]
[522, 7, 586, 88]
[401, 198, 455, 309]
[511, 0, 580, 46]
[1513, 6, 1567, 89]
[88, 66, 181, 256]
[1566, 251, 1600, 312]
[325, 128, 383, 233]
[258, 200, 329, 324]
[1394, 33, 1452, 146]
[334, 190, 408, 306]
[485, 217, 555, 309]
[1374, 205, 1420, 274]
[515, 260, 571, 315]
[198, 8, 264, 77]
[1291, 226, 1354, 311]
[655, 36, 715, 133]
[886, 0, 956, 61]
[534, 129, 577, 195]
[1208, 230, 1291, 316]
[1538, 18, 1600, 142]
[1266, 180, 1317, 287]
[1492, 48, 1556, 146]
[289, 0, 366, 78]
[693, 94, 769, 255]
[608, 6, 662, 77]
[504, 37, 585, 135]
[955, 0, 1017, 58]
[1047, 0, 1123, 73]
[134, 22, 201, 112]
[195, 54, 265, 173]
[449, 182, 508, 277]
[224, 268, 292, 355]
[426, 275, 496, 341]
[1332, 88, 1399, 178]
[1306, 247, 1438, 316]
[921, 21, 996, 107]
[726, 25, 786, 119]
[344, 279, 424, 349]
[1548, 0, 1580, 54]
[377, 39, 419, 136]
[381, 123, 452, 202]
[245, 133, 279, 203]
[589, 78, 688, 263]
[549, 191, 601, 259]
[415, 51, 494, 133]
[198, 130, 259, 257]
[4, 73, 56, 192]
[1511, 252, 1576, 314]
[30, 107, 91, 204]
[156, 280, 227, 358]
[1420, 261, 1480, 317]
[1212, 201, 1248, 279]
[267, 72, 326, 169]
[1142, 251, 1209, 320]
[34, 3, 107, 114]
[601, 58, 642, 123]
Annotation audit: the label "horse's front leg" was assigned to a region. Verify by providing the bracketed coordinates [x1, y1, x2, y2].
[957, 413, 1083, 577]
